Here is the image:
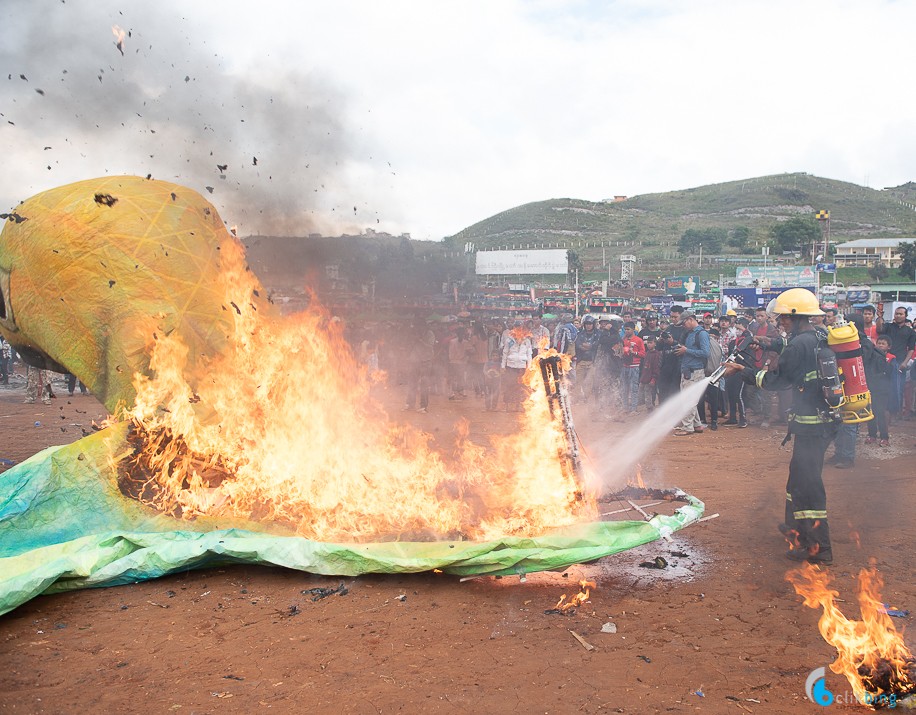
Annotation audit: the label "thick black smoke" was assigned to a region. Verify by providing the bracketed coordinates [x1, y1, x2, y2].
[0, 1, 369, 235]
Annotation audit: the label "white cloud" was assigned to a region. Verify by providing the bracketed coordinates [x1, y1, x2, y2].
[1, 0, 914, 239]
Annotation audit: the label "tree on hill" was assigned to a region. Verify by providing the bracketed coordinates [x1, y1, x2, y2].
[728, 226, 751, 251]
[867, 261, 889, 282]
[678, 227, 725, 255]
[770, 217, 819, 254]
[897, 241, 916, 280]
[567, 249, 584, 281]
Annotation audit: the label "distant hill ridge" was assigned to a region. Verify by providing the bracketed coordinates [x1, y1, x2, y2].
[447, 173, 916, 260]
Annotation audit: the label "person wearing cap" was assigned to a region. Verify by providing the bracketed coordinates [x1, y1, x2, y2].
[595, 317, 622, 413]
[575, 316, 601, 405]
[672, 312, 709, 435]
[723, 288, 836, 564]
[618, 321, 645, 413]
[701, 312, 715, 332]
[658, 307, 686, 403]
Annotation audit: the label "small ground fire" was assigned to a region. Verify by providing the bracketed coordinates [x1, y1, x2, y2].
[787, 563, 915, 708]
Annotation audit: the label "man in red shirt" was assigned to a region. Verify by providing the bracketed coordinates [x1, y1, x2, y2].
[862, 305, 879, 343]
[618, 321, 645, 414]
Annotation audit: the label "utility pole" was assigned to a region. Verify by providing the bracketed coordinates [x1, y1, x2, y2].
[815, 210, 830, 295]
[575, 269, 580, 318]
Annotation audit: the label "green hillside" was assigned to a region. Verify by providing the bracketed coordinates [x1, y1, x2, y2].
[447, 172, 916, 278]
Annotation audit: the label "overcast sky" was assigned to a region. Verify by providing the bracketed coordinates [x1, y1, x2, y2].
[2, 0, 914, 240]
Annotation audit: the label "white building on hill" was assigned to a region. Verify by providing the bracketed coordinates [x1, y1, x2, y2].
[833, 238, 916, 267]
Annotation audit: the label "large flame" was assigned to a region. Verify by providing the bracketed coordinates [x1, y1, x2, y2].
[120, 240, 594, 541]
[787, 563, 916, 707]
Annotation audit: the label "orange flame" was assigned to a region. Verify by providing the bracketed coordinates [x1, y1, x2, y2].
[628, 464, 646, 490]
[120, 240, 596, 542]
[554, 580, 596, 613]
[786, 563, 915, 706]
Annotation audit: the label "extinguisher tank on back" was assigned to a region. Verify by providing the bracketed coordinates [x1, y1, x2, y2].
[827, 320, 874, 423]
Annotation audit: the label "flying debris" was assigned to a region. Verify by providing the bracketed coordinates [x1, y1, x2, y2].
[19, 74, 27, 81]
[112, 25, 126, 55]
[1, 212, 28, 224]
[217, 164, 228, 172]
[35, 89, 45, 96]
[252, 157, 257, 166]
[205, 186, 214, 194]
[94, 193, 118, 207]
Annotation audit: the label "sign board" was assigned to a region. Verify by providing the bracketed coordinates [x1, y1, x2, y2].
[476, 249, 568, 275]
[815, 262, 837, 273]
[846, 286, 872, 305]
[664, 276, 700, 295]
[649, 295, 674, 311]
[722, 286, 815, 313]
[735, 266, 816, 287]
[688, 299, 720, 315]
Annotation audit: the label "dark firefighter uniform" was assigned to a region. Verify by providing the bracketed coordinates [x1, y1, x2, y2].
[740, 329, 836, 563]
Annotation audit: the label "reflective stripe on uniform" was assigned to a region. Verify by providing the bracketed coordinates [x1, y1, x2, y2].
[790, 413, 830, 424]
[755, 370, 767, 388]
[793, 509, 828, 520]
[804, 370, 818, 383]
[785, 492, 792, 502]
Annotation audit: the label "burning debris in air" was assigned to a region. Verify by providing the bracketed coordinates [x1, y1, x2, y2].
[787, 563, 915, 709]
[111, 25, 126, 56]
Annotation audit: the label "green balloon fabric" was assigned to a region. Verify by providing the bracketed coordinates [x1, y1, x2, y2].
[0, 424, 704, 616]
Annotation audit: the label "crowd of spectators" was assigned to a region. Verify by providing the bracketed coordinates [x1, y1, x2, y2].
[346, 301, 916, 458]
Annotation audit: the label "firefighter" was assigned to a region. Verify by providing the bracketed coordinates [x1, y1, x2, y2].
[723, 288, 836, 565]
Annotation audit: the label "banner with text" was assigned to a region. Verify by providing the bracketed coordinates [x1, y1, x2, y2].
[735, 266, 816, 287]
[476, 249, 569, 275]
[664, 276, 701, 295]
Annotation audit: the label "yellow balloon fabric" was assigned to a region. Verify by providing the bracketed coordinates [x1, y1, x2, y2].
[0, 176, 260, 412]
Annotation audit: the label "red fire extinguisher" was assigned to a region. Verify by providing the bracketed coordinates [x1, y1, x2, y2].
[826, 318, 873, 423]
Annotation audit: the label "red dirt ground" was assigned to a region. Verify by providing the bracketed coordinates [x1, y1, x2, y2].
[1, 371, 914, 714]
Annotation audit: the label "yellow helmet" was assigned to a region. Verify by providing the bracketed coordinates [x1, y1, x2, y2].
[770, 288, 824, 316]
[726, 309, 737, 316]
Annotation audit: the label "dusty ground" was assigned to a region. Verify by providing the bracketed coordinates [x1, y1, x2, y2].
[1, 369, 915, 714]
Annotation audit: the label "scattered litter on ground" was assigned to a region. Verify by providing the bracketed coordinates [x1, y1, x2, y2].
[301, 582, 349, 601]
[569, 630, 595, 651]
[639, 556, 668, 569]
[600, 622, 617, 633]
[544, 607, 575, 616]
[880, 603, 909, 618]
